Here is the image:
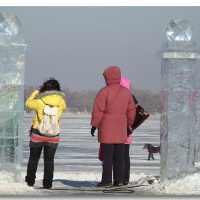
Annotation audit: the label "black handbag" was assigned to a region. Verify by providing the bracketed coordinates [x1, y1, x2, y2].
[131, 105, 150, 130]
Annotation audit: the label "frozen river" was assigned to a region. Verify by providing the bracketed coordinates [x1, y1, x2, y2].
[0, 113, 163, 196]
[1, 113, 200, 196]
[22, 113, 160, 176]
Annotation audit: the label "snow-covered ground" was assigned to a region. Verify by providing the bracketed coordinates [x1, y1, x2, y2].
[1, 113, 200, 198]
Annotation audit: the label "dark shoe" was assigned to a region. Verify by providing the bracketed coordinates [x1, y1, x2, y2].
[123, 181, 129, 185]
[43, 186, 52, 189]
[25, 176, 35, 187]
[27, 183, 34, 187]
[96, 182, 112, 187]
[113, 182, 123, 186]
[43, 179, 52, 189]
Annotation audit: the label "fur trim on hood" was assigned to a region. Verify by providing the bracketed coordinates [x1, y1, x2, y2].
[35, 90, 66, 99]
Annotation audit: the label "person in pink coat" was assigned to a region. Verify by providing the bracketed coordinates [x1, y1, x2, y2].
[120, 76, 138, 185]
[90, 66, 136, 187]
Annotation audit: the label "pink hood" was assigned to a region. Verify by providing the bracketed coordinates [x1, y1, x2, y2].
[120, 76, 132, 144]
[120, 77, 131, 91]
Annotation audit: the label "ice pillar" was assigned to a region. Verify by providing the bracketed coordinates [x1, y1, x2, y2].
[0, 13, 28, 182]
[195, 82, 200, 162]
[157, 20, 200, 182]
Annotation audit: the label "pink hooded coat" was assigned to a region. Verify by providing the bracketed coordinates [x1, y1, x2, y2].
[120, 77, 133, 144]
[91, 66, 136, 144]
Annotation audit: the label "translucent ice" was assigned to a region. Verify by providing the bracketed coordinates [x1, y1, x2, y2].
[0, 13, 21, 36]
[157, 42, 200, 59]
[165, 20, 193, 42]
[0, 13, 27, 183]
[159, 20, 200, 184]
[161, 51, 200, 59]
[195, 82, 200, 162]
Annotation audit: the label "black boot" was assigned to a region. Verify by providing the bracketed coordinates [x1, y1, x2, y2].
[25, 176, 35, 187]
[43, 179, 52, 189]
[113, 182, 123, 186]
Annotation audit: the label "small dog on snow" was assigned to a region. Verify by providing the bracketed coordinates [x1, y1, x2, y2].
[143, 143, 160, 160]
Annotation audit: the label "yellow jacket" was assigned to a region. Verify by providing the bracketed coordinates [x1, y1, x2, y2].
[26, 89, 67, 129]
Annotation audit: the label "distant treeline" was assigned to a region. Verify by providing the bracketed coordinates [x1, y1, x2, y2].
[24, 85, 160, 114]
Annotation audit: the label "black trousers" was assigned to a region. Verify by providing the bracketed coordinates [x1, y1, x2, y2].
[101, 143, 124, 184]
[25, 144, 57, 188]
[124, 144, 130, 184]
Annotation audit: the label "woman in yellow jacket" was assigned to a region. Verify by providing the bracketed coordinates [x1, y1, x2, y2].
[25, 78, 66, 189]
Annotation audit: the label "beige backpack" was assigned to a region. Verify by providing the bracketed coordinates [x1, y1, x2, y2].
[37, 105, 60, 136]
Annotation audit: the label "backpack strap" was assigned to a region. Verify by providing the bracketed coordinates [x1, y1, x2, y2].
[36, 99, 46, 123]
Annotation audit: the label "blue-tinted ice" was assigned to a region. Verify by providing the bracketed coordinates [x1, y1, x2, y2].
[0, 13, 28, 182]
[158, 20, 200, 183]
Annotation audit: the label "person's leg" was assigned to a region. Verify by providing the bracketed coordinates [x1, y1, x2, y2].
[43, 145, 57, 188]
[25, 146, 43, 186]
[148, 152, 150, 160]
[100, 143, 114, 185]
[113, 144, 124, 185]
[123, 144, 130, 185]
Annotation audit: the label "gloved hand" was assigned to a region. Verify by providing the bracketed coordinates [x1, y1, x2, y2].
[127, 126, 133, 135]
[91, 126, 96, 136]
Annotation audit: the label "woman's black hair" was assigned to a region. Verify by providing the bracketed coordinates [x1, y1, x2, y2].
[40, 77, 61, 93]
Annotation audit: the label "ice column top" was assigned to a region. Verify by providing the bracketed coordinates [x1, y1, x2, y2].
[157, 20, 200, 59]
[0, 13, 21, 36]
[165, 20, 193, 42]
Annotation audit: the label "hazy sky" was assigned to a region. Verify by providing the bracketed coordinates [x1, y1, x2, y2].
[0, 6, 200, 93]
